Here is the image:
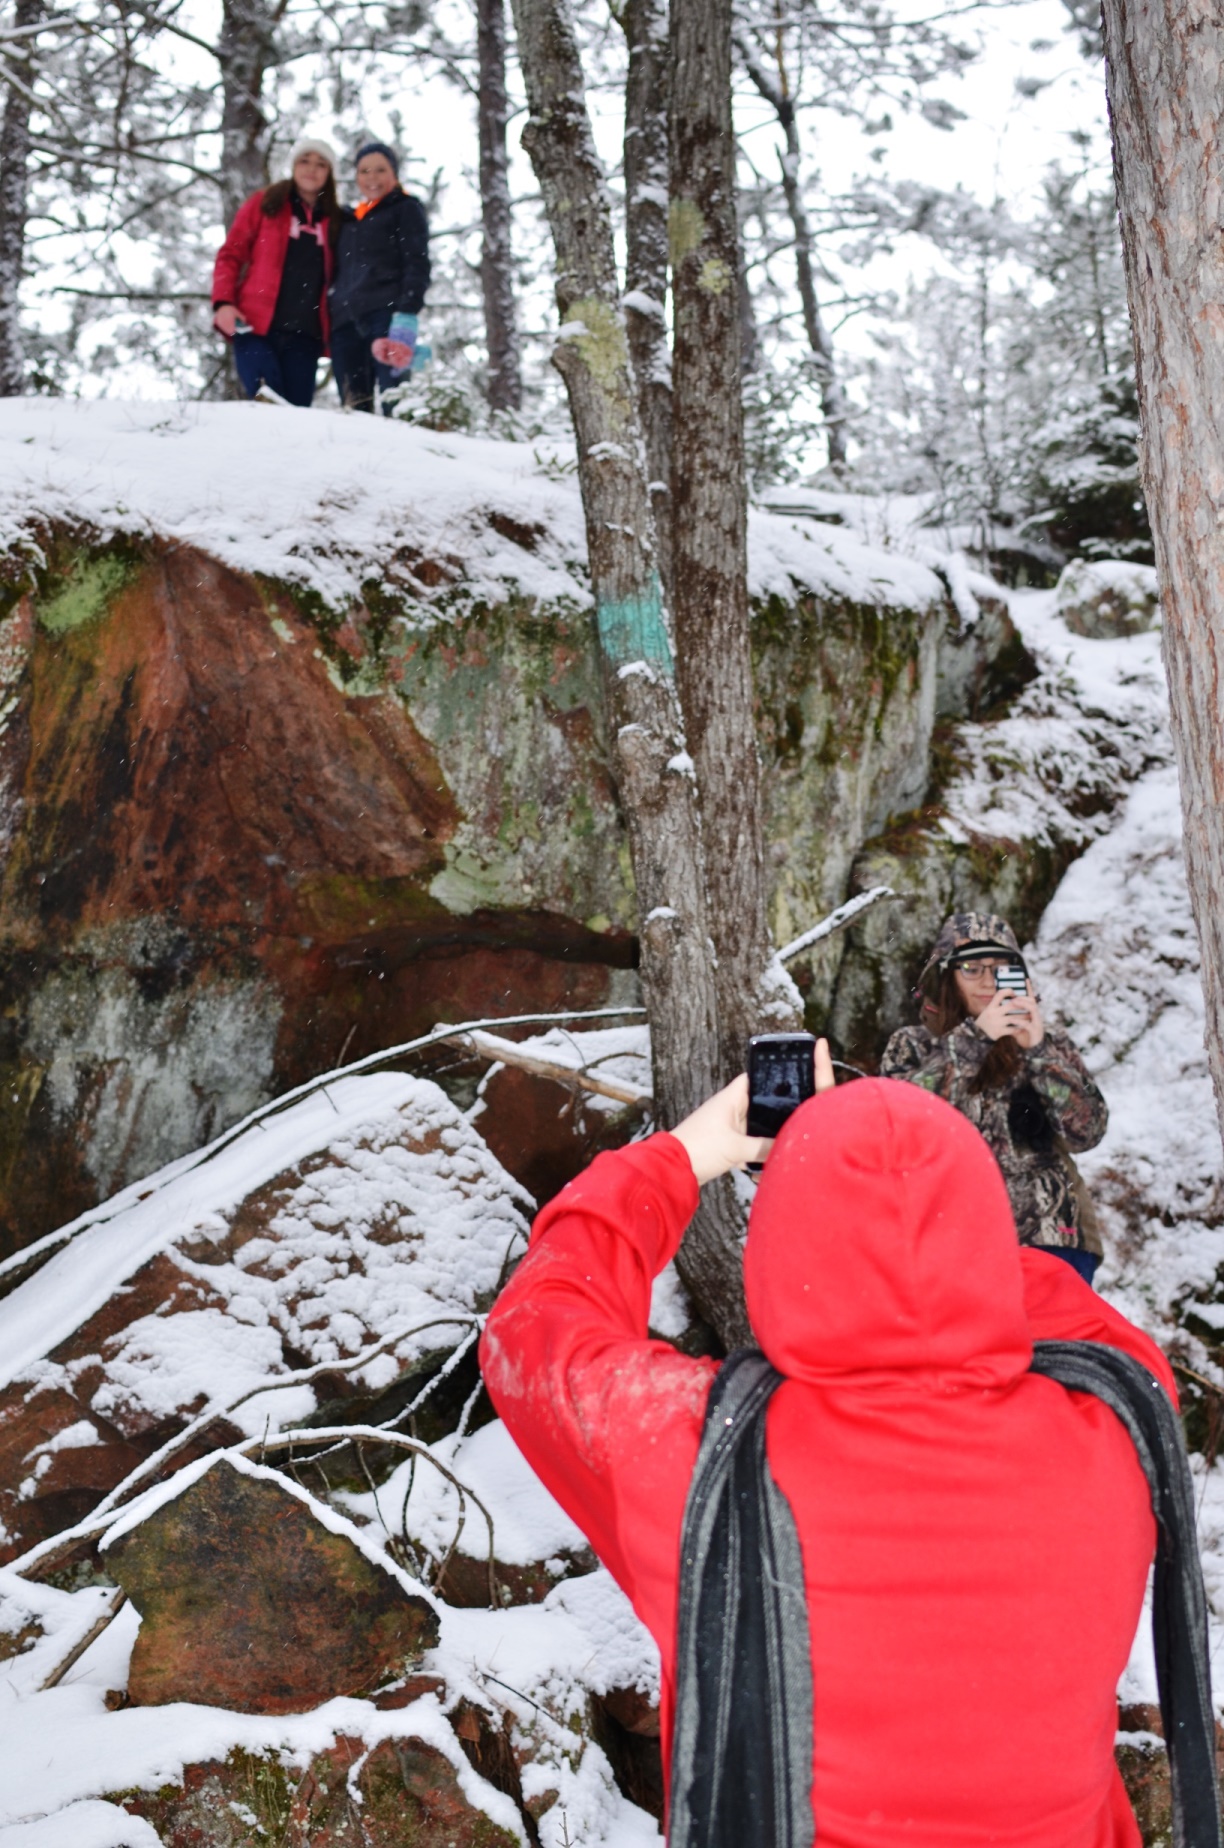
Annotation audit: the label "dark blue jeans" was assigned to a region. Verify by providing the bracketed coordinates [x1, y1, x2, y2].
[1032, 1245, 1101, 1287]
[233, 331, 321, 407]
[331, 311, 401, 416]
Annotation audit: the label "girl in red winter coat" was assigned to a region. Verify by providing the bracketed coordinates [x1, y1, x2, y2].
[211, 137, 340, 407]
[482, 1055, 1178, 1848]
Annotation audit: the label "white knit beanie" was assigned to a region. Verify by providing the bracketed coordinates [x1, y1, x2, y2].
[288, 135, 337, 172]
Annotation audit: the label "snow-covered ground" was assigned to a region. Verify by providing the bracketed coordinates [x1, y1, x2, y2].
[0, 398, 944, 624]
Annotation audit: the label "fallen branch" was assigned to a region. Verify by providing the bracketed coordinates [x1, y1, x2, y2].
[778, 885, 899, 963]
[7, 1316, 481, 1582]
[38, 1588, 126, 1692]
[443, 1028, 650, 1106]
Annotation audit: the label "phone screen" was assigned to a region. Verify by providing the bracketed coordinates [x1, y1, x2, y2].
[747, 1033, 817, 1138]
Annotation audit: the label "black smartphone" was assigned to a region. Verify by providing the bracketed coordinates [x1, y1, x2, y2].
[747, 1032, 818, 1138]
[994, 965, 1028, 995]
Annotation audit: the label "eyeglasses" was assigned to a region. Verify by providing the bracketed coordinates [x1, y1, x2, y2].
[954, 957, 1012, 978]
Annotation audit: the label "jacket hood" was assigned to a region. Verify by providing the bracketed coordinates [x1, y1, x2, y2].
[919, 911, 1023, 984]
[744, 1079, 1032, 1388]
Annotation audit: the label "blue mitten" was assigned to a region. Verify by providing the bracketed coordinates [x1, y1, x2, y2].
[388, 312, 418, 375]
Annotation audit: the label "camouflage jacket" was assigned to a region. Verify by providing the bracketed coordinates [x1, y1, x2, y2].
[879, 1020, 1108, 1252]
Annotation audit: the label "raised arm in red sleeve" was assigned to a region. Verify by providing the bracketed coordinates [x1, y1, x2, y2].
[479, 1134, 717, 1653]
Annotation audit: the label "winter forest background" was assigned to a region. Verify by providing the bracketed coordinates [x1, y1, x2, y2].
[0, 0, 1144, 572]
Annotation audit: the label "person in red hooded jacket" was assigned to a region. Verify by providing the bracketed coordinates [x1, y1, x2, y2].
[481, 1051, 1176, 1848]
[211, 136, 340, 406]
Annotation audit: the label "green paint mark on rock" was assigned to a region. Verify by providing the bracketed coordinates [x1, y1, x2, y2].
[38, 554, 132, 634]
[596, 580, 674, 671]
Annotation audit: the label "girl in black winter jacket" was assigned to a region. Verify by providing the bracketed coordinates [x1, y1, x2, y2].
[330, 141, 430, 414]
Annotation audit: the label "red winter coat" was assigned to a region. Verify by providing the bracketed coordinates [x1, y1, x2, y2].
[481, 1078, 1174, 1848]
[211, 190, 334, 347]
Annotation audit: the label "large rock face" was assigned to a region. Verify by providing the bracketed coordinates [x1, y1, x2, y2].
[0, 403, 1010, 1252]
[0, 542, 621, 1254]
[105, 1456, 440, 1711]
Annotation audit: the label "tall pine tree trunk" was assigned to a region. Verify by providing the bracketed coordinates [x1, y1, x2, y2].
[671, 0, 798, 1086]
[737, 35, 848, 471]
[477, 0, 522, 412]
[1100, 0, 1224, 1157]
[777, 141, 848, 471]
[216, 0, 276, 229]
[621, 0, 672, 593]
[509, 0, 750, 1343]
[0, 0, 40, 396]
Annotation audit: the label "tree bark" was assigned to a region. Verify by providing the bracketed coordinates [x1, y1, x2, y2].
[216, 0, 277, 228]
[0, 0, 40, 396]
[620, 0, 673, 593]
[509, 0, 750, 1343]
[671, 0, 798, 1087]
[1099, 0, 1224, 1153]
[477, 0, 523, 412]
[736, 33, 849, 471]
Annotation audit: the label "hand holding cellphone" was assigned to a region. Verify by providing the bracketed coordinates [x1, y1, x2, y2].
[746, 1033, 818, 1138]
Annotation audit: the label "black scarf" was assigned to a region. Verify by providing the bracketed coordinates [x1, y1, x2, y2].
[669, 1343, 1219, 1848]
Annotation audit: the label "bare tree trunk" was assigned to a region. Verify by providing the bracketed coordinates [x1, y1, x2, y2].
[1100, 0, 1224, 1156]
[509, 0, 750, 1344]
[0, 0, 40, 396]
[620, 0, 673, 593]
[671, 0, 798, 1087]
[216, 0, 277, 229]
[477, 0, 522, 412]
[736, 34, 848, 471]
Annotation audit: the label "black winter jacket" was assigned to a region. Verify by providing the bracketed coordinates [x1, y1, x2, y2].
[329, 189, 430, 329]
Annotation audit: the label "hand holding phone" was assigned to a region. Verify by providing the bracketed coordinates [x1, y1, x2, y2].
[669, 1039, 834, 1185]
[747, 1033, 818, 1138]
[976, 970, 1044, 1050]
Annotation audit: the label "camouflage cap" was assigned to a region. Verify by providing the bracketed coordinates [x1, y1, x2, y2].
[921, 911, 1023, 981]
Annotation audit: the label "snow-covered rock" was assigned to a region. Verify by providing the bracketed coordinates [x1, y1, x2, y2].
[0, 1071, 531, 1564]
[1055, 558, 1160, 638]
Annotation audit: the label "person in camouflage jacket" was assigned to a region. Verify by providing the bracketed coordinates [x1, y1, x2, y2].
[880, 911, 1108, 1283]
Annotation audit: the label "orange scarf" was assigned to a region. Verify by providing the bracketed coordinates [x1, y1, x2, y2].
[353, 188, 401, 220]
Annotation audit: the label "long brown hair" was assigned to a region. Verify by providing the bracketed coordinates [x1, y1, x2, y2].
[918, 965, 1023, 1093]
[261, 173, 342, 242]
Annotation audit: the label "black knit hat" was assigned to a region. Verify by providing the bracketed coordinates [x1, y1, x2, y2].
[354, 139, 400, 176]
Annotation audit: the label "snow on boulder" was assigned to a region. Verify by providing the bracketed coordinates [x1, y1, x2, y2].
[1054, 558, 1160, 638]
[102, 1453, 439, 1713]
[0, 1071, 531, 1564]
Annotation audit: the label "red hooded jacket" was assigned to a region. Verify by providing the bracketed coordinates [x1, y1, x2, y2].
[211, 189, 334, 347]
[481, 1079, 1174, 1847]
